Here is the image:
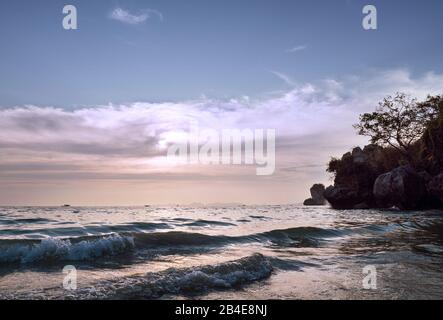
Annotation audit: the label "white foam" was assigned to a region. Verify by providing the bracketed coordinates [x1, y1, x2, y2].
[70, 253, 273, 299]
[0, 234, 134, 264]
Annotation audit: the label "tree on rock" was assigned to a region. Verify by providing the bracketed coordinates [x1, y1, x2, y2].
[354, 93, 440, 163]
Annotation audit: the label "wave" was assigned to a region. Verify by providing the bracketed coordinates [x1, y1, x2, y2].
[260, 226, 343, 239]
[182, 219, 236, 227]
[0, 234, 134, 264]
[131, 226, 341, 248]
[252, 226, 344, 247]
[68, 253, 273, 299]
[0, 226, 345, 265]
[414, 244, 443, 255]
[249, 215, 269, 220]
[0, 218, 55, 225]
[133, 231, 231, 247]
[0, 221, 171, 237]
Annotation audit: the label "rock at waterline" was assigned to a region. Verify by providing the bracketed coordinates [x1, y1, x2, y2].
[323, 185, 366, 209]
[373, 165, 427, 210]
[324, 146, 381, 209]
[303, 184, 326, 206]
[428, 173, 443, 205]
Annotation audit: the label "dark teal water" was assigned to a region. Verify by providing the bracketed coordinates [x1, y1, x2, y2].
[1, 205, 443, 299]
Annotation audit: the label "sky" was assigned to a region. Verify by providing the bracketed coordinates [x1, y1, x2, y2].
[1, 0, 443, 205]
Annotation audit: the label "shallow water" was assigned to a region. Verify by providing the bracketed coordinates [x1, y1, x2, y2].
[0, 205, 443, 300]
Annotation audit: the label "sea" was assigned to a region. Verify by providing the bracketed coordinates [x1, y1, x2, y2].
[1, 205, 443, 300]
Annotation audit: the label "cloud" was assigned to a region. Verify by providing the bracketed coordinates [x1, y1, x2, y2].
[109, 7, 163, 25]
[286, 45, 307, 53]
[1, 69, 443, 199]
[270, 71, 296, 86]
[2, 69, 443, 156]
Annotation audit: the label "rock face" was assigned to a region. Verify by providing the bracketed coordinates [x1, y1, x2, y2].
[422, 107, 443, 175]
[323, 185, 361, 209]
[303, 184, 326, 206]
[428, 173, 443, 205]
[324, 146, 383, 209]
[320, 98, 443, 211]
[373, 166, 427, 210]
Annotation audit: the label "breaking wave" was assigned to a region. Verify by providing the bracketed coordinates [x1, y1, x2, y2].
[0, 226, 347, 265]
[0, 234, 134, 264]
[70, 253, 273, 299]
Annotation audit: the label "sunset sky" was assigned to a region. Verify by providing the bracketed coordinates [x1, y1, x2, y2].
[1, 0, 443, 205]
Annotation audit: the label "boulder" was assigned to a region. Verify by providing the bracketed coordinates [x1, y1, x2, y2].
[323, 185, 364, 209]
[303, 198, 319, 206]
[303, 184, 326, 206]
[373, 166, 427, 210]
[428, 173, 443, 205]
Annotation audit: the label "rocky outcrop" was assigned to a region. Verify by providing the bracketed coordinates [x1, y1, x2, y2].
[319, 97, 443, 211]
[428, 173, 443, 205]
[324, 146, 384, 209]
[303, 184, 326, 206]
[324, 185, 363, 209]
[373, 166, 427, 210]
[422, 106, 443, 175]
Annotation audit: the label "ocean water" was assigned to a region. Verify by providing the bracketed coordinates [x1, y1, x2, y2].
[1, 205, 443, 300]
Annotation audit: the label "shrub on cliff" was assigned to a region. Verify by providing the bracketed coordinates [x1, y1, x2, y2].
[327, 144, 405, 183]
[353, 93, 440, 165]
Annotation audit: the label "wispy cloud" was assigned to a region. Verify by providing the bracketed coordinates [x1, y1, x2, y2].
[3, 69, 442, 165]
[109, 7, 163, 25]
[286, 45, 307, 53]
[270, 71, 296, 86]
[2, 69, 443, 204]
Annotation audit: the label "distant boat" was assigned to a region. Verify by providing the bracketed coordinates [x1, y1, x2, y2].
[144, 205, 151, 208]
[62, 204, 71, 207]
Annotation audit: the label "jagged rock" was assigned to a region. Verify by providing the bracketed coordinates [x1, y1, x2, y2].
[303, 184, 326, 206]
[311, 184, 326, 201]
[373, 166, 427, 210]
[324, 147, 381, 209]
[352, 147, 368, 164]
[428, 173, 443, 204]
